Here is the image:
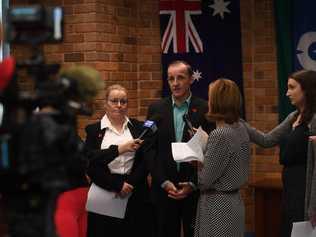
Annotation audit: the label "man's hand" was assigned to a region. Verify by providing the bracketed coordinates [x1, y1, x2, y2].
[118, 182, 134, 198]
[163, 181, 178, 197]
[309, 136, 316, 142]
[168, 182, 193, 200]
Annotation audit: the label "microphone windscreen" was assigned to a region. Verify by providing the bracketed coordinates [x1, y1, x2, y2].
[0, 56, 15, 92]
[58, 65, 104, 102]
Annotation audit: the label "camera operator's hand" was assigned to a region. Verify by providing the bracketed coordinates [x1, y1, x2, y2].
[118, 139, 143, 154]
[118, 182, 134, 198]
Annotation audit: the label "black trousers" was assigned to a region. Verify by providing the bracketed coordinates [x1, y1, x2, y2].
[154, 191, 198, 237]
[281, 165, 306, 237]
[87, 212, 126, 237]
[87, 198, 155, 237]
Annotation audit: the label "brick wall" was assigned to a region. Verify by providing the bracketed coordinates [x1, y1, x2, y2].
[10, 0, 162, 138]
[8, 0, 281, 233]
[241, 0, 282, 232]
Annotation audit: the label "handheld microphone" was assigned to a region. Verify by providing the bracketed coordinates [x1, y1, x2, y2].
[138, 115, 160, 139]
[0, 56, 15, 92]
[183, 113, 195, 135]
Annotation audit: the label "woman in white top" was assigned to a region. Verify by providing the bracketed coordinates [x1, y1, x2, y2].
[85, 84, 154, 237]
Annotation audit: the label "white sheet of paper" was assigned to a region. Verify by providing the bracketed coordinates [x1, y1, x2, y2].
[187, 126, 209, 152]
[172, 126, 209, 163]
[172, 142, 202, 162]
[86, 183, 130, 219]
[291, 221, 316, 237]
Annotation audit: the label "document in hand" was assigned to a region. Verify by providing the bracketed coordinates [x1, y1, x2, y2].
[291, 221, 316, 237]
[86, 183, 130, 219]
[172, 126, 209, 163]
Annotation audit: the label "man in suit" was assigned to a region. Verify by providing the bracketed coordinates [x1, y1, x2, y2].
[147, 60, 213, 237]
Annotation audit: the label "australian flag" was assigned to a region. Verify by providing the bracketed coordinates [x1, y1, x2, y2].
[160, 0, 243, 100]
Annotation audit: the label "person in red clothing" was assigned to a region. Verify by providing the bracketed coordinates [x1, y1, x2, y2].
[53, 134, 90, 237]
[54, 187, 89, 237]
[52, 65, 102, 237]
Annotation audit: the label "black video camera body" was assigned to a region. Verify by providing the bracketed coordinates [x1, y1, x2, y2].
[5, 5, 63, 45]
[0, 5, 88, 237]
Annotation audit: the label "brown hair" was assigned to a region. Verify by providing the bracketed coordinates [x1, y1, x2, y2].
[104, 84, 128, 100]
[289, 70, 316, 123]
[206, 78, 242, 124]
[168, 60, 193, 77]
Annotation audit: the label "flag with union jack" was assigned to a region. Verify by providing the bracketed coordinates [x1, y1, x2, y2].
[160, 0, 243, 100]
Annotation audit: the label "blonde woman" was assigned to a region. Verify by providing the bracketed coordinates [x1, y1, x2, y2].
[85, 84, 153, 237]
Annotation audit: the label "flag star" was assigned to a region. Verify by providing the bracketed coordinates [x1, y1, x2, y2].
[192, 70, 202, 82]
[209, 0, 231, 20]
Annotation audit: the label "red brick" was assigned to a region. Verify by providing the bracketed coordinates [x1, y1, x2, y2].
[139, 63, 161, 72]
[64, 34, 85, 43]
[95, 62, 119, 71]
[73, 4, 98, 14]
[64, 52, 84, 62]
[140, 81, 162, 89]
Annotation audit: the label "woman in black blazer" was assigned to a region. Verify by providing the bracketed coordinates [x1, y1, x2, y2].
[85, 84, 153, 237]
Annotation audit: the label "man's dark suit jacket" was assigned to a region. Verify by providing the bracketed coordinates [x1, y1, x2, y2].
[147, 96, 213, 200]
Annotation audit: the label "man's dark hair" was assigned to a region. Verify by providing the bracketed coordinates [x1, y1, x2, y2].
[168, 60, 193, 77]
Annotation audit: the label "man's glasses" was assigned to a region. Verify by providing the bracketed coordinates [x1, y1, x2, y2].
[108, 98, 128, 105]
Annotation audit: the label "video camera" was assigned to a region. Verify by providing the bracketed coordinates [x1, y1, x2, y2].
[2, 5, 64, 111]
[5, 5, 63, 44]
[6, 5, 64, 92]
[0, 5, 97, 237]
